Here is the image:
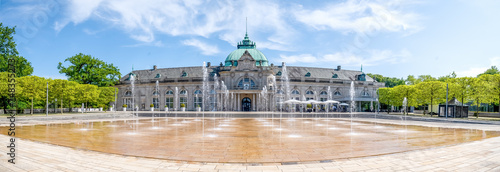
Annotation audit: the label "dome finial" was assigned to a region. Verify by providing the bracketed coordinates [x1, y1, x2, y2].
[245, 17, 248, 37]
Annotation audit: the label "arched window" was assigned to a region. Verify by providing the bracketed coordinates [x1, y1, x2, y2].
[238, 78, 256, 90]
[194, 90, 202, 94]
[334, 91, 341, 96]
[166, 90, 173, 95]
[125, 91, 132, 96]
[153, 91, 159, 96]
[291, 90, 300, 95]
[320, 91, 328, 95]
[305, 72, 311, 77]
[306, 90, 314, 95]
[276, 90, 284, 94]
[180, 90, 187, 95]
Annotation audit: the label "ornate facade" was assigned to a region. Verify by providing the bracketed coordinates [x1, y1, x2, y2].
[115, 32, 385, 112]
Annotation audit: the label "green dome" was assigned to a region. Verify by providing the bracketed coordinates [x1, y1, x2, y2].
[224, 33, 269, 66]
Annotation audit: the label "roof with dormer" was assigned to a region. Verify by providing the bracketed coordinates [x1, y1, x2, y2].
[224, 32, 269, 66]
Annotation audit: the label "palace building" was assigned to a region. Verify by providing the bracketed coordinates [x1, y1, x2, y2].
[115, 31, 385, 112]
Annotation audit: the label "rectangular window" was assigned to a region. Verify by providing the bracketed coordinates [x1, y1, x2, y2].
[123, 98, 132, 109]
[193, 97, 202, 108]
[180, 97, 187, 108]
[209, 97, 217, 110]
[153, 98, 159, 108]
[165, 97, 173, 108]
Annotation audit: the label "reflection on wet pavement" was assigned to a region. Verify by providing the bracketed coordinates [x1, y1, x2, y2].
[2, 118, 499, 163]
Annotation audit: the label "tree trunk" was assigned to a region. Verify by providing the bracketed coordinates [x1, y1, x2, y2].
[61, 99, 63, 114]
[31, 98, 33, 115]
[476, 99, 480, 119]
[1, 97, 8, 114]
[430, 98, 433, 117]
[69, 101, 72, 113]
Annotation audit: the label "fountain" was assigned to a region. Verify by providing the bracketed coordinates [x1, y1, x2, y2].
[130, 74, 136, 117]
[213, 74, 219, 111]
[260, 86, 267, 112]
[174, 87, 178, 111]
[349, 81, 355, 134]
[281, 62, 291, 103]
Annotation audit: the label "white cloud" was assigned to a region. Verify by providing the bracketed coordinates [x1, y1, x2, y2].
[278, 49, 410, 66]
[293, 0, 421, 34]
[55, 0, 103, 31]
[55, 0, 295, 50]
[457, 57, 500, 77]
[182, 39, 220, 55]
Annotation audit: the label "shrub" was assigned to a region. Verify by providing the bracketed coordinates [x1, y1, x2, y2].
[150, 104, 154, 107]
[180, 103, 186, 108]
[122, 104, 127, 108]
[306, 104, 312, 108]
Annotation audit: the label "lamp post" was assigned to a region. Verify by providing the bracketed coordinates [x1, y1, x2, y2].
[446, 83, 448, 119]
[46, 82, 48, 116]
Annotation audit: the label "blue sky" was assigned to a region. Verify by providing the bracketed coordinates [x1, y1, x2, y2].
[1, 0, 500, 79]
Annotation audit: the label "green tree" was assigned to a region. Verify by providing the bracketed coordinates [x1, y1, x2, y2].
[366, 73, 405, 88]
[0, 72, 9, 113]
[477, 66, 499, 77]
[18, 76, 47, 114]
[97, 87, 116, 110]
[49, 79, 72, 114]
[446, 77, 472, 107]
[406, 75, 418, 85]
[63, 81, 79, 112]
[416, 81, 446, 116]
[378, 87, 397, 113]
[392, 85, 418, 115]
[76, 84, 100, 111]
[417, 75, 436, 82]
[58, 53, 121, 87]
[438, 72, 457, 82]
[0, 23, 33, 76]
[469, 76, 494, 116]
[479, 74, 500, 114]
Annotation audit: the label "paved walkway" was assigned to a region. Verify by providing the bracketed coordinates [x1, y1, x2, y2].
[1, 114, 500, 171]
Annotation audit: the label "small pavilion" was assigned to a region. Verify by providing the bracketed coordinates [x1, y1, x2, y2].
[438, 98, 468, 118]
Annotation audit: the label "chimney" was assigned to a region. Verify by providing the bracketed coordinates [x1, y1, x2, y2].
[207, 62, 211, 67]
[153, 65, 157, 70]
[337, 65, 341, 71]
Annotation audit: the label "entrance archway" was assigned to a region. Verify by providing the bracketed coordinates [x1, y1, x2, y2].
[242, 97, 251, 111]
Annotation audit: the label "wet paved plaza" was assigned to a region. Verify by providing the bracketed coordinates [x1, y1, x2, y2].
[2, 116, 499, 163]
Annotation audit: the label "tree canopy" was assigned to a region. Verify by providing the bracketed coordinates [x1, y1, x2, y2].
[366, 73, 405, 88]
[58, 53, 121, 87]
[0, 23, 33, 77]
[477, 66, 499, 77]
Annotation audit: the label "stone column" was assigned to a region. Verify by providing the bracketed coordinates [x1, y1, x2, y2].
[252, 94, 255, 111]
[237, 94, 241, 111]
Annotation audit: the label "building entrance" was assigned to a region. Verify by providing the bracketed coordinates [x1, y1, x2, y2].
[242, 97, 251, 111]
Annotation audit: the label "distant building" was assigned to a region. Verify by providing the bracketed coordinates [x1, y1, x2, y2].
[115, 31, 385, 111]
